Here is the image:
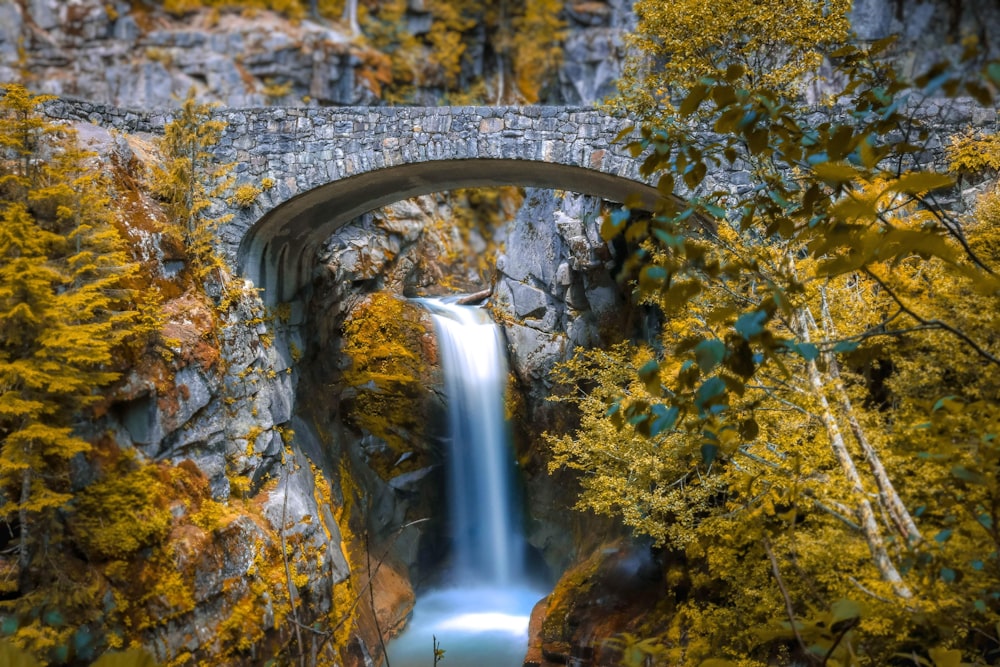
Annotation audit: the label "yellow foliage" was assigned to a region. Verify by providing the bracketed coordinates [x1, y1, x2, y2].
[229, 182, 262, 209]
[72, 452, 173, 560]
[614, 0, 851, 115]
[148, 90, 233, 288]
[511, 0, 565, 103]
[947, 130, 1000, 175]
[161, 0, 305, 19]
[341, 292, 427, 456]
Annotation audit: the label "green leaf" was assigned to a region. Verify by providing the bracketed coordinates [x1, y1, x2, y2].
[951, 465, 987, 485]
[734, 310, 768, 340]
[638, 359, 660, 393]
[694, 377, 727, 412]
[662, 279, 702, 314]
[746, 128, 769, 155]
[932, 396, 962, 413]
[714, 107, 744, 134]
[939, 567, 957, 584]
[812, 161, 862, 185]
[711, 84, 738, 109]
[656, 173, 675, 197]
[934, 529, 953, 543]
[830, 598, 862, 625]
[965, 81, 994, 107]
[650, 404, 679, 436]
[0, 641, 41, 667]
[694, 339, 727, 373]
[724, 63, 745, 82]
[831, 195, 878, 222]
[601, 208, 630, 241]
[832, 341, 859, 354]
[827, 125, 855, 160]
[701, 442, 718, 465]
[680, 84, 710, 116]
[639, 265, 668, 294]
[738, 418, 759, 440]
[988, 62, 1000, 87]
[792, 342, 819, 361]
[614, 125, 637, 144]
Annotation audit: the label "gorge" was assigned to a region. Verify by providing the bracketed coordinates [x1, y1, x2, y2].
[1, 1, 999, 666]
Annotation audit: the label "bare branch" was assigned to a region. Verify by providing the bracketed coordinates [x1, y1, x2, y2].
[864, 268, 1000, 366]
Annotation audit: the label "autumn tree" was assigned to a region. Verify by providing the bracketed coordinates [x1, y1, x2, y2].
[548, 33, 1000, 667]
[612, 0, 851, 118]
[0, 84, 138, 655]
[149, 91, 233, 287]
[511, 0, 566, 103]
[360, 0, 565, 104]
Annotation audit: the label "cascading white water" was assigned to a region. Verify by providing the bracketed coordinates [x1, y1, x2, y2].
[430, 300, 522, 585]
[386, 298, 545, 667]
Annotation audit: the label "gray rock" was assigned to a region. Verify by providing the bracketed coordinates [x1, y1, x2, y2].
[0, 2, 23, 59]
[504, 322, 567, 384]
[849, 0, 897, 40]
[389, 465, 438, 492]
[164, 366, 213, 432]
[509, 281, 550, 320]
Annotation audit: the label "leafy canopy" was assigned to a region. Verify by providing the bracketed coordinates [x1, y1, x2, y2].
[549, 27, 1000, 667]
[613, 0, 851, 118]
[0, 83, 140, 660]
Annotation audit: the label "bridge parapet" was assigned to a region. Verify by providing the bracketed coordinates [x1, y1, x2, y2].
[41, 98, 996, 303]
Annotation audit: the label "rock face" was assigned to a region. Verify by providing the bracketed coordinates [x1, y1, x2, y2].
[492, 189, 637, 578]
[559, 0, 635, 105]
[0, 0, 373, 108]
[0, 0, 635, 109]
[495, 190, 628, 401]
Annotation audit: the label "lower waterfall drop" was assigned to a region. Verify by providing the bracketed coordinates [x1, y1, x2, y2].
[386, 297, 546, 667]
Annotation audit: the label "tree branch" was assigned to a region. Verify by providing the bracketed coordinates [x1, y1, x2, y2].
[864, 268, 1000, 366]
[763, 536, 815, 664]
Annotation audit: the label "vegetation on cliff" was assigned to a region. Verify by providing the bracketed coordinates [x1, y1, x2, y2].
[0, 84, 364, 667]
[546, 7, 1000, 665]
[0, 83, 145, 657]
[145, 0, 566, 104]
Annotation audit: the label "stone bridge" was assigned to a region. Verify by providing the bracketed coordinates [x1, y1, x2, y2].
[42, 98, 995, 303]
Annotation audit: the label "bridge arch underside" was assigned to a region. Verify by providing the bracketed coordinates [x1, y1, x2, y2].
[238, 158, 665, 302]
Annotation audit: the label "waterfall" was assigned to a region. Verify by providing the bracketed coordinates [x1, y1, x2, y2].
[423, 298, 522, 585]
[386, 298, 545, 667]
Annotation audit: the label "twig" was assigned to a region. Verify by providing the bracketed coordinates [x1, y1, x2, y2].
[863, 268, 1000, 366]
[366, 531, 391, 667]
[321, 518, 431, 652]
[280, 458, 306, 667]
[763, 536, 813, 663]
[822, 616, 859, 665]
[847, 575, 893, 604]
[456, 288, 492, 305]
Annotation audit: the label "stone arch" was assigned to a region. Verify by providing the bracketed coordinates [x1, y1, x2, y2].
[237, 158, 665, 302]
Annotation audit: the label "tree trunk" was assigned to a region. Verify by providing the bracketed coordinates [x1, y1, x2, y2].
[797, 311, 913, 599]
[18, 467, 30, 585]
[816, 292, 923, 545]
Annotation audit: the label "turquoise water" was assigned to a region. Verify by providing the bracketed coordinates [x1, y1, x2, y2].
[385, 586, 545, 667]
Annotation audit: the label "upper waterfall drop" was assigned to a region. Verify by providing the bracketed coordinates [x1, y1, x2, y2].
[418, 297, 524, 586]
[387, 297, 545, 667]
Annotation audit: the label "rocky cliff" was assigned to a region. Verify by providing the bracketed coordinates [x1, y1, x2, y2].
[0, 0, 633, 108]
